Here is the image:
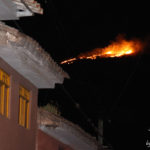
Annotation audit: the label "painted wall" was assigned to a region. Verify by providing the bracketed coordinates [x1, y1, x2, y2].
[0, 57, 38, 150]
[37, 130, 74, 150]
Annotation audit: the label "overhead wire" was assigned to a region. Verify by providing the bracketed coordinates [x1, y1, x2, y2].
[59, 84, 114, 149]
[107, 47, 144, 117]
[8, 1, 114, 148]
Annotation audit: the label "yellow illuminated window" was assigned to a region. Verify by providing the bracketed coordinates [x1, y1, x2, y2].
[0, 69, 10, 118]
[19, 86, 30, 128]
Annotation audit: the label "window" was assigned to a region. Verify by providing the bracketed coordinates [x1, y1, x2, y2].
[19, 86, 30, 128]
[0, 69, 10, 117]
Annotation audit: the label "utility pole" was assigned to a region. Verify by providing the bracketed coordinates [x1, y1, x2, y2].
[98, 119, 104, 150]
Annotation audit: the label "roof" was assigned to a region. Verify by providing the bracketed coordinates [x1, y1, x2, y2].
[37, 108, 98, 150]
[0, 0, 17, 20]
[12, 0, 43, 17]
[0, 22, 69, 88]
[0, 0, 43, 20]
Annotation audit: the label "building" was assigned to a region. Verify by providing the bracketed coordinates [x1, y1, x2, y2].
[0, 21, 69, 150]
[0, 1, 99, 150]
[37, 108, 98, 150]
[0, 0, 43, 20]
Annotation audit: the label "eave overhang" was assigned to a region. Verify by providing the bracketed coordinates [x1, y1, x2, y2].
[38, 108, 98, 150]
[0, 22, 69, 89]
[0, 0, 43, 20]
[0, 0, 17, 20]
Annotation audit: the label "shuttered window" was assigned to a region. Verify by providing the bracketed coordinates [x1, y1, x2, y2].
[19, 86, 30, 128]
[0, 69, 10, 118]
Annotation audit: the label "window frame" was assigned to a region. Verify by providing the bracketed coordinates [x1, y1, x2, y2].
[18, 86, 30, 129]
[0, 69, 10, 118]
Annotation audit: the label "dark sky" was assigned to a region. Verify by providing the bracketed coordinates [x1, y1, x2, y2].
[5, 1, 150, 149]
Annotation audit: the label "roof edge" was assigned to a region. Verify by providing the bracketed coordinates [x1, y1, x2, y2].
[38, 108, 98, 150]
[0, 22, 70, 88]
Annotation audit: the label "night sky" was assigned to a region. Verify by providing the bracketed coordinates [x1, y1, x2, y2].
[5, 1, 150, 149]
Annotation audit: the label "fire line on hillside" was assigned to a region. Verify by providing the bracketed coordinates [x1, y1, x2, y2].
[61, 35, 143, 65]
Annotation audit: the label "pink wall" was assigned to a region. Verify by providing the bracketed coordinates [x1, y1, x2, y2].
[37, 130, 74, 150]
[0, 57, 38, 150]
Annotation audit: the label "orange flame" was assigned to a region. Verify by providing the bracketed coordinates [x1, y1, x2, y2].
[61, 35, 143, 64]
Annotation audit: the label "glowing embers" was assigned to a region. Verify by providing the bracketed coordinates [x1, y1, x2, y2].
[61, 58, 77, 64]
[61, 35, 143, 64]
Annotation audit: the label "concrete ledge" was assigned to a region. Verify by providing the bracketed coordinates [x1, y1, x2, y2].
[0, 22, 69, 88]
